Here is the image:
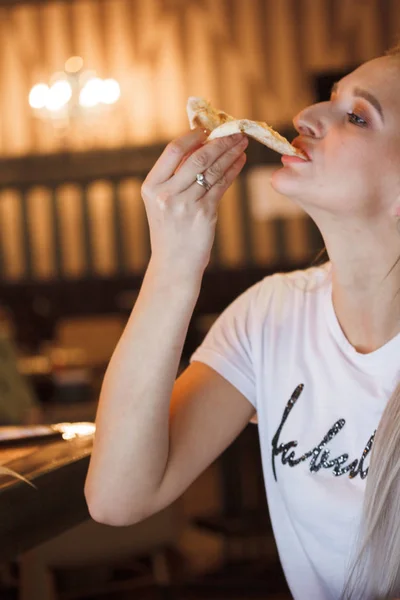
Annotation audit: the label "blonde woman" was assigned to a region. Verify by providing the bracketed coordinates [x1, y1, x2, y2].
[85, 45, 400, 600]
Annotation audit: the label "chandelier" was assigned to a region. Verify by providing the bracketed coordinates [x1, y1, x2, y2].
[28, 56, 121, 130]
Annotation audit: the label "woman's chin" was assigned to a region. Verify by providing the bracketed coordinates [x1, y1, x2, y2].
[270, 165, 304, 197]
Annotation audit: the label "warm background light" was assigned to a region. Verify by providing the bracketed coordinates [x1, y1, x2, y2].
[28, 84, 49, 110]
[65, 56, 84, 74]
[3, 0, 398, 157]
[78, 77, 103, 108]
[46, 80, 72, 112]
[28, 57, 121, 128]
[101, 79, 121, 105]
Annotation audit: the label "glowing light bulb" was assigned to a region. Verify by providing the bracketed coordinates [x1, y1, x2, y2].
[65, 56, 83, 74]
[101, 79, 120, 104]
[79, 77, 103, 108]
[46, 80, 72, 112]
[29, 84, 50, 109]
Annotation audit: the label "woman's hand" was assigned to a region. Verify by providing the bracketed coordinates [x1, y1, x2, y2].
[141, 128, 248, 283]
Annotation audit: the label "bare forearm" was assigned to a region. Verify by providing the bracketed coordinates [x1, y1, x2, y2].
[85, 125, 247, 524]
[85, 259, 201, 524]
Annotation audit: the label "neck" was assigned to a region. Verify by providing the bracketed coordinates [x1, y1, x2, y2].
[329, 258, 400, 354]
[310, 209, 400, 354]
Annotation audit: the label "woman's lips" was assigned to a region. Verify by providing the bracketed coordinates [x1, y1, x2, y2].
[281, 155, 310, 165]
[291, 138, 312, 161]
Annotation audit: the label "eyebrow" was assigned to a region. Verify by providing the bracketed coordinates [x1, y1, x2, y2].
[330, 81, 385, 123]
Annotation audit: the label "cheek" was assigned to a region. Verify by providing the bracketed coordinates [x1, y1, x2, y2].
[322, 138, 363, 173]
[317, 143, 397, 215]
[270, 146, 373, 206]
[319, 140, 380, 192]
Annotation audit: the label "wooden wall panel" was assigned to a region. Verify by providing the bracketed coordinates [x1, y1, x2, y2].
[57, 183, 86, 278]
[216, 181, 245, 268]
[0, 190, 25, 281]
[0, 0, 398, 282]
[0, 0, 397, 157]
[118, 178, 149, 274]
[87, 180, 116, 277]
[26, 186, 55, 280]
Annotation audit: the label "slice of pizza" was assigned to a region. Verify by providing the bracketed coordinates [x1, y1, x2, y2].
[187, 97, 236, 131]
[186, 96, 307, 160]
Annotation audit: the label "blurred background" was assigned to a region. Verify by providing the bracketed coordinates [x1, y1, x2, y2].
[0, 0, 398, 598]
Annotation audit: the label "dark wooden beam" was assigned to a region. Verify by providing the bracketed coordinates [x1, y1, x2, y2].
[0, 133, 294, 188]
[0, 145, 165, 188]
[0, 0, 76, 6]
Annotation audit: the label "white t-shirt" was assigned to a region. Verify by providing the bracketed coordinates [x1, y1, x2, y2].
[189, 262, 400, 600]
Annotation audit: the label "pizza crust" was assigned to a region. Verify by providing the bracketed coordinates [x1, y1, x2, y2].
[186, 96, 235, 132]
[186, 96, 307, 160]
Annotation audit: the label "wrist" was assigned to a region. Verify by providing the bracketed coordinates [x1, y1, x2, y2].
[145, 258, 203, 299]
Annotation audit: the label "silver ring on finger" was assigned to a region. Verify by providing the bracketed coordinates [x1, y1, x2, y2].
[195, 173, 212, 192]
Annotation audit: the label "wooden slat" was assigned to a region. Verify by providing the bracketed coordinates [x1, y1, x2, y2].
[87, 180, 116, 277]
[19, 189, 33, 279]
[272, 218, 287, 263]
[0, 201, 4, 278]
[249, 218, 274, 267]
[118, 177, 149, 274]
[80, 184, 94, 276]
[285, 215, 314, 264]
[219, 180, 247, 268]
[50, 186, 62, 278]
[57, 183, 86, 279]
[111, 180, 125, 274]
[26, 185, 55, 280]
[236, 174, 255, 267]
[0, 189, 25, 280]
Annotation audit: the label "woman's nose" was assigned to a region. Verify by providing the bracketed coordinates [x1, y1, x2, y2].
[293, 119, 317, 137]
[293, 101, 331, 138]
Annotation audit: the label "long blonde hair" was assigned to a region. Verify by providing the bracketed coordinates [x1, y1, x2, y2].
[342, 382, 400, 599]
[308, 93, 400, 598]
[309, 245, 400, 600]
[339, 43, 400, 600]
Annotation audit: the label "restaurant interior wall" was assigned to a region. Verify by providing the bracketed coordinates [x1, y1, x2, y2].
[0, 0, 397, 347]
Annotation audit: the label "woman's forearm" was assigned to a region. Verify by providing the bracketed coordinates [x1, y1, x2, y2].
[84, 259, 201, 525]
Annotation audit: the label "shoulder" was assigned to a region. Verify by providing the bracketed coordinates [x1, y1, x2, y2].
[201, 261, 332, 338]
[251, 261, 332, 313]
[267, 260, 332, 291]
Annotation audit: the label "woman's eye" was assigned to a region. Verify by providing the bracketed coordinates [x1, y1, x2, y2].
[347, 112, 368, 127]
